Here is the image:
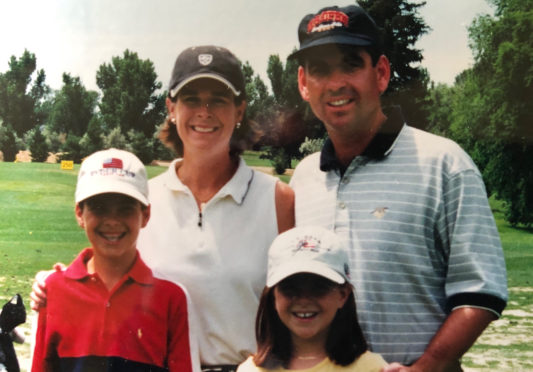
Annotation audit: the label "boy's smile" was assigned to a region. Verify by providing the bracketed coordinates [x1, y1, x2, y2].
[75, 193, 150, 263]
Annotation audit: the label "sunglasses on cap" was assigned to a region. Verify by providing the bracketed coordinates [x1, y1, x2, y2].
[277, 273, 340, 298]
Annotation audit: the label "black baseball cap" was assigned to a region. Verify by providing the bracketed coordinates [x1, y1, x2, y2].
[168, 45, 245, 99]
[289, 5, 381, 60]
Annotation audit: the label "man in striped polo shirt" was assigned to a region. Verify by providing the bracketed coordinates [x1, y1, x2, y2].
[288, 5, 508, 371]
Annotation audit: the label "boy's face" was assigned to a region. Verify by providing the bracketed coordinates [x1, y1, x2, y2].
[75, 193, 150, 261]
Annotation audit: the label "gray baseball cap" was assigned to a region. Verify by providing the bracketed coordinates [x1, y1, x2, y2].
[168, 45, 245, 99]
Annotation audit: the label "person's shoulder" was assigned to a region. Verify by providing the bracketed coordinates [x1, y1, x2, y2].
[292, 152, 321, 179]
[349, 351, 388, 370]
[148, 160, 176, 186]
[44, 269, 67, 288]
[296, 152, 321, 169]
[236, 356, 263, 372]
[151, 277, 189, 303]
[403, 126, 466, 156]
[401, 126, 479, 175]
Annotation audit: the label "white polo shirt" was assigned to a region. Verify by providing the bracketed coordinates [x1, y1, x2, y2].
[138, 157, 279, 365]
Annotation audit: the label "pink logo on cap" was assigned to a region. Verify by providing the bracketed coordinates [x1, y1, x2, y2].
[295, 236, 321, 252]
[103, 158, 123, 169]
[307, 10, 349, 33]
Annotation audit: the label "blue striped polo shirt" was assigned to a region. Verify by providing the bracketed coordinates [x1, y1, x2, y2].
[290, 106, 508, 365]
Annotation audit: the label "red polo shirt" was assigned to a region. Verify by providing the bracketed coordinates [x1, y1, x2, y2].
[32, 248, 193, 372]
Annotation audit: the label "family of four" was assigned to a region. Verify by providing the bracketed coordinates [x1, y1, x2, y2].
[30, 5, 507, 372]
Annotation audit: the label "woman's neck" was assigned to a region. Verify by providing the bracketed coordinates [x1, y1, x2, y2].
[177, 151, 238, 207]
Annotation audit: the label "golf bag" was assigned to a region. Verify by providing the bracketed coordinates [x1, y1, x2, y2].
[0, 294, 26, 372]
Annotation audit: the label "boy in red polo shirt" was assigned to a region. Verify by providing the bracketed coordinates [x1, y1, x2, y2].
[31, 148, 197, 372]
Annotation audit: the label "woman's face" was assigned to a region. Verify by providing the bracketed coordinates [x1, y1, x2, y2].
[166, 78, 245, 157]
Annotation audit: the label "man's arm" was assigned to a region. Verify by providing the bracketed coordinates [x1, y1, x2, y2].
[383, 307, 496, 372]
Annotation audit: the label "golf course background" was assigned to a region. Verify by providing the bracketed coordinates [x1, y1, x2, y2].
[1, 152, 531, 371]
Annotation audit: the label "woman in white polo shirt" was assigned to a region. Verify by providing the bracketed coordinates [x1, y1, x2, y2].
[138, 45, 294, 371]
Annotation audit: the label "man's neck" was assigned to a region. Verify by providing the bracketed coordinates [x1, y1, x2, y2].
[329, 110, 388, 167]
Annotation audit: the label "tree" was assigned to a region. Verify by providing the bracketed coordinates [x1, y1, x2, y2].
[79, 117, 105, 157]
[126, 129, 155, 164]
[0, 123, 19, 161]
[96, 50, 166, 138]
[358, 0, 431, 129]
[27, 127, 49, 162]
[260, 54, 310, 173]
[241, 61, 275, 125]
[0, 50, 49, 136]
[47, 73, 98, 136]
[101, 126, 127, 150]
[450, 0, 533, 226]
[426, 82, 455, 137]
[60, 134, 84, 163]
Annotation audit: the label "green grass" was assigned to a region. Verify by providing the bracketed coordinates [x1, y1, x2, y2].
[489, 197, 533, 289]
[242, 150, 273, 167]
[0, 154, 283, 302]
[1, 159, 531, 370]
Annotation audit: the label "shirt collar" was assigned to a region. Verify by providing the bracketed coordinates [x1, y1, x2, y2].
[65, 248, 154, 285]
[163, 157, 254, 205]
[320, 106, 405, 172]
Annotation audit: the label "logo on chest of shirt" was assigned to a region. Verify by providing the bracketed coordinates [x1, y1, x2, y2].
[371, 207, 389, 219]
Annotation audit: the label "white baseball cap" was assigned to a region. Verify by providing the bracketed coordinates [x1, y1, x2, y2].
[267, 226, 351, 287]
[75, 148, 149, 206]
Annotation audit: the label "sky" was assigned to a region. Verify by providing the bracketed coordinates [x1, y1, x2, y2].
[0, 0, 494, 92]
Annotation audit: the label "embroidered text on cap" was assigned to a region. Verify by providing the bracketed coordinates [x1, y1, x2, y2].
[307, 10, 349, 33]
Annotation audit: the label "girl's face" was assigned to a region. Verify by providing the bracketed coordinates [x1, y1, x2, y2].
[273, 274, 349, 347]
[166, 78, 245, 157]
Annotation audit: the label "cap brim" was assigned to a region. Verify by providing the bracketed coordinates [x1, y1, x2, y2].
[267, 260, 345, 287]
[169, 73, 241, 98]
[75, 181, 150, 206]
[289, 35, 375, 60]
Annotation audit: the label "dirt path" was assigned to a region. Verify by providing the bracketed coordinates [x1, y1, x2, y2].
[462, 287, 533, 371]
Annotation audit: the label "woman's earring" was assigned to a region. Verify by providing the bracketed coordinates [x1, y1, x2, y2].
[236, 122, 241, 129]
[170, 117, 176, 123]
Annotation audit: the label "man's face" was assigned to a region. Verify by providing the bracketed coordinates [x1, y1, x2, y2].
[298, 46, 390, 139]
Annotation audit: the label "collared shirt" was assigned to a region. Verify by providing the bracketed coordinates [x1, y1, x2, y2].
[236, 352, 387, 372]
[290, 106, 508, 364]
[138, 157, 279, 365]
[32, 248, 194, 372]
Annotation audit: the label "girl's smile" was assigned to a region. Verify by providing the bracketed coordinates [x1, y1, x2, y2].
[274, 274, 348, 344]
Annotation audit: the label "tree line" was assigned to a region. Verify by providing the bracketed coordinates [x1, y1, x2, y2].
[0, 0, 531, 226]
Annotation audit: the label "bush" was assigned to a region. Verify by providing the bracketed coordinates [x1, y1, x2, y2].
[299, 136, 325, 157]
[126, 129, 155, 164]
[60, 134, 84, 163]
[27, 127, 49, 162]
[261, 146, 291, 175]
[101, 126, 127, 150]
[0, 124, 20, 161]
[79, 117, 104, 156]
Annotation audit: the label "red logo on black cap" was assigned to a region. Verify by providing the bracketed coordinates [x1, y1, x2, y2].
[307, 10, 349, 33]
